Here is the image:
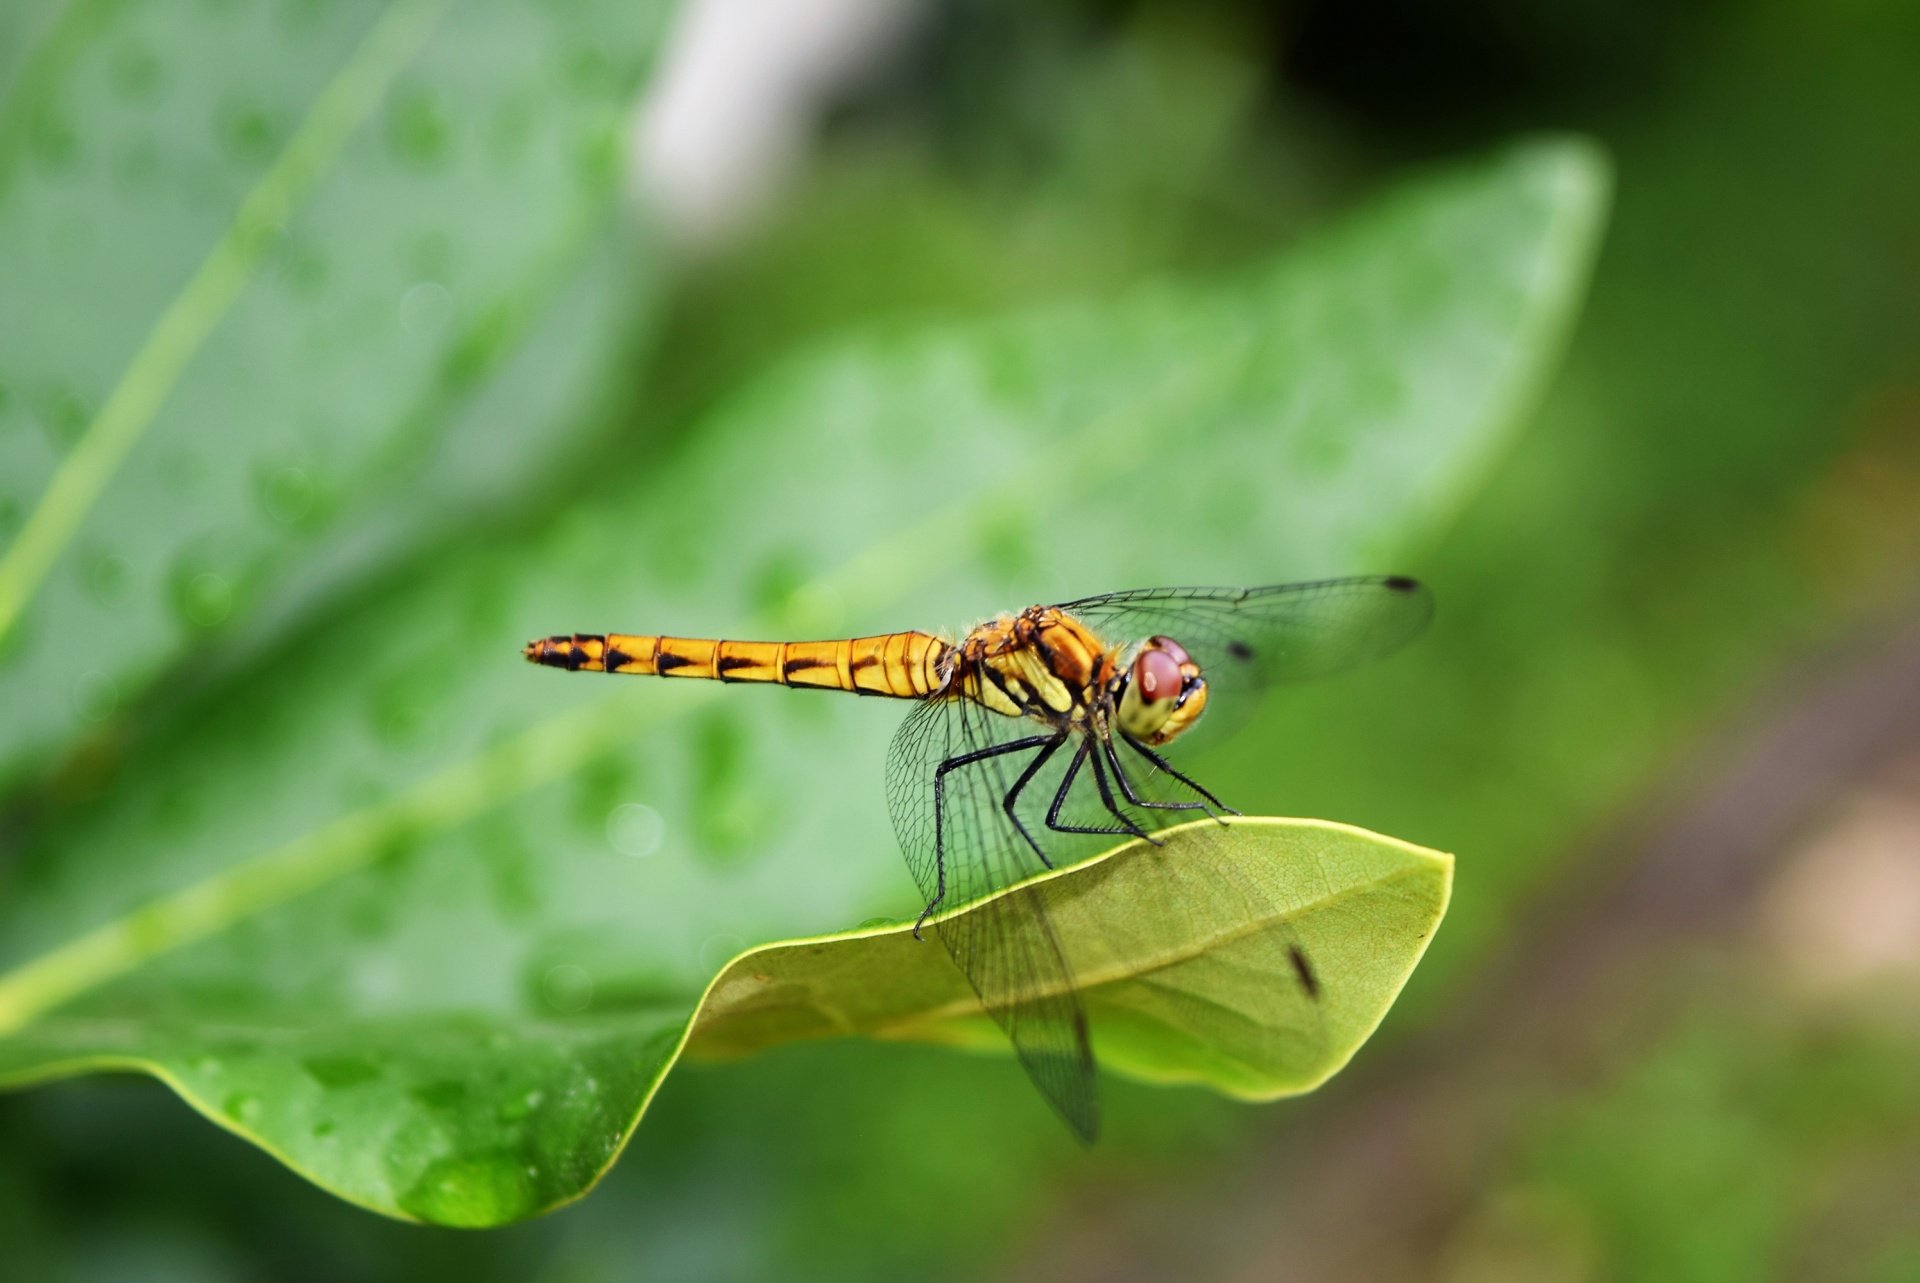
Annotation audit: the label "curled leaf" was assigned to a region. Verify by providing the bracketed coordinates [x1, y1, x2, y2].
[691, 818, 1452, 1101]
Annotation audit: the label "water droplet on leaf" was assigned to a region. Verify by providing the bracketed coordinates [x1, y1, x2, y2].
[410, 1079, 469, 1110]
[39, 386, 91, 448]
[495, 1088, 543, 1123]
[542, 963, 594, 1013]
[179, 572, 233, 627]
[605, 802, 663, 857]
[400, 1152, 536, 1227]
[387, 91, 452, 170]
[221, 102, 281, 166]
[262, 466, 314, 522]
[400, 281, 454, 334]
[303, 1053, 383, 1088]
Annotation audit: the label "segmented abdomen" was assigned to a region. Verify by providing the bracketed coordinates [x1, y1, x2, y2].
[524, 631, 950, 698]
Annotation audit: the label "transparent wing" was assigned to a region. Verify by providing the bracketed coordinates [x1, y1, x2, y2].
[1057, 576, 1434, 747]
[1057, 576, 1433, 684]
[885, 688, 1334, 1143]
[886, 695, 1102, 1143]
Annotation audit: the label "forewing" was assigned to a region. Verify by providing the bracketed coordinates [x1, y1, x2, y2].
[886, 696, 1101, 1143]
[1059, 576, 1433, 684]
[1059, 576, 1433, 747]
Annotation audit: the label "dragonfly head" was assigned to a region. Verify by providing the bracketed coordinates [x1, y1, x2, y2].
[1115, 635, 1207, 746]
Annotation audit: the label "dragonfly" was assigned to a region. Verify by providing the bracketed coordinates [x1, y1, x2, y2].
[525, 575, 1433, 1142]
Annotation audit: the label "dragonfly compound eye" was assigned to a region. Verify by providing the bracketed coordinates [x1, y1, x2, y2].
[1118, 641, 1205, 744]
[1134, 646, 1183, 703]
[1147, 634, 1191, 667]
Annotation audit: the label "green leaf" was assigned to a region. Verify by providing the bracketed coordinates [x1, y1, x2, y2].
[690, 818, 1452, 1102]
[0, 138, 1609, 1223]
[0, 0, 676, 791]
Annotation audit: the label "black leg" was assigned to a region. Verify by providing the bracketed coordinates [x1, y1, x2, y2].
[1101, 734, 1215, 820]
[1001, 731, 1068, 867]
[1121, 733, 1237, 816]
[918, 732, 1057, 938]
[1086, 744, 1159, 845]
[1044, 739, 1136, 838]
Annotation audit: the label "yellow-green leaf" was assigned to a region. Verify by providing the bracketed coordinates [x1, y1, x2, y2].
[690, 817, 1452, 1101]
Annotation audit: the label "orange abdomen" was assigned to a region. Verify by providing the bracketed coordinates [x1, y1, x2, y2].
[524, 630, 951, 699]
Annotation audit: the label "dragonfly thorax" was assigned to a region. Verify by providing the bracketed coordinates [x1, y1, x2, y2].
[954, 606, 1117, 723]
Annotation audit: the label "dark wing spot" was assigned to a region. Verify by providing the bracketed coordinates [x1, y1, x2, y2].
[1289, 944, 1321, 1000]
[655, 651, 690, 673]
[1383, 575, 1419, 593]
[1226, 640, 1254, 661]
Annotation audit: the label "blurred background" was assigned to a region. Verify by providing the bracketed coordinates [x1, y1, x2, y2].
[3, 0, 1920, 1279]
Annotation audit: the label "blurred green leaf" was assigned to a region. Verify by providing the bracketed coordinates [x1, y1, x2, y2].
[0, 137, 1607, 1223]
[0, 0, 676, 793]
[691, 818, 1451, 1102]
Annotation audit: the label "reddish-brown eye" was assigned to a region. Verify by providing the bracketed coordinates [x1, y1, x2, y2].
[1134, 647, 1183, 702]
[1149, 635, 1191, 666]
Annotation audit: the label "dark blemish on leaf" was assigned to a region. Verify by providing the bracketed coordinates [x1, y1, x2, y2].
[1383, 576, 1419, 593]
[1289, 944, 1322, 1000]
[1226, 640, 1254, 661]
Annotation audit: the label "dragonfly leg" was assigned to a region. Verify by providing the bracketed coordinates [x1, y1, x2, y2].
[1087, 745, 1160, 846]
[1121, 733, 1237, 818]
[1044, 738, 1138, 839]
[1001, 731, 1069, 867]
[1101, 735, 1217, 821]
[919, 731, 1058, 939]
